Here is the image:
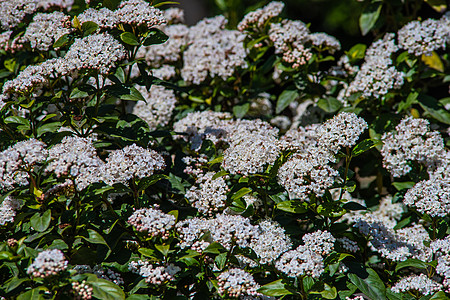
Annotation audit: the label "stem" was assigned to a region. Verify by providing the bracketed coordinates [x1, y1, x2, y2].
[338, 147, 352, 202]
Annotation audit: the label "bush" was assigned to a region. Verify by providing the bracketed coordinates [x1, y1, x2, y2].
[0, 0, 449, 299]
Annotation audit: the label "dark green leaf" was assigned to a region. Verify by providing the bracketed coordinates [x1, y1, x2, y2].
[392, 181, 415, 191]
[212, 170, 228, 180]
[430, 291, 449, 299]
[215, 253, 227, 270]
[231, 188, 252, 201]
[120, 32, 140, 46]
[418, 94, 450, 125]
[4, 116, 30, 127]
[30, 210, 51, 232]
[276, 89, 298, 114]
[17, 287, 47, 300]
[348, 268, 386, 300]
[318, 97, 342, 113]
[82, 229, 109, 248]
[82, 21, 99, 36]
[343, 202, 366, 211]
[359, 1, 382, 35]
[120, 86, 146, 101]
[276, 200, 307, 214]
[233, 103, 250, 118]
[395, 259, 431, 272]
[142, 28, 169, 46]
[352, 139, 380, 157]
[6, 277, 29, 293]
[53, 34, 69, 48]
[137, 174, 169, 192]
[37, 122, 62, 137]
[138, 248, 155, 258]
[87, 274, 125, 300]
[258, 279, 294, 297]
[204, 242, 226, 254]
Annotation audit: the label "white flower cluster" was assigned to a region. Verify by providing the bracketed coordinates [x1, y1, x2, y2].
[0, 196, 23, 225]
[381, 117, 445, 177]
[73, 265, 124, 285]
[309, 32, 341, 53]
[152, 65, 176, 80]
[27, 249, 68, 278]
[182, 16, 248, 84]
[115, 0, 166, 28]
[339, 33, 404, 100]
[72, 281, 93, 300]
[217, 268, 261, 298]
[315, 112, 367, 153]
[269, 20, 312, 68]
[275, 231, 334, 278]
[354, 216, 430, 261]
[185, 172, 228, 215]
[0, 139, 48, 190]
[77, 7, 118, 29]
[222, 131, 280, 175]
[177, 214, 258, 250]
[65, 33, 127, 75]
[23, 12, 73, 51]
[237, 1, 285, 31]
[45, 136, 103, 191]
[101, 144, 165, 186]
[404, 164, 450, 217]
[164, 7, 184, 24]
[129, 260, 180, 285]
[0, 0, 39, 29]
[278, 124, 318, 151]
[2, 58, 65, 95]
[278, 149, 338, 201]
[391, 274, 442, 296]
[249, 220, 292, 264]
[128, 206, 176, 239]
[398, 16, 450, 56]
[0, 0, 73, 30]
[132, 85, 177, 131]
[338, 237, 360, 253]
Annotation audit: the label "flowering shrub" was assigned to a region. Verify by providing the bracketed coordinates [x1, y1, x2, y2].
[0, 0, 449, 299]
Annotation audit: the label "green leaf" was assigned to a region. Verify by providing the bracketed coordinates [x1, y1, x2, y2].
[276, 89, 298, 114]
[138, 248, 155, 258]
[351, 139, 380, 157]
[137, 174, 169, 192]
[120, 86, 146, 101]
[215, 253, 227, 270]
[395, 259, 431, 272]
[142, 28, 169, 46]
[82, 21, 99, 36]
[318, 97, 342, 113]
[310, 283, 337, 299]
[430, 291, 449, 299]
[231, 188, 252, 201]
[5, 277, 29, 293]
[70, 87, 90, 99]
[359, 1, 382, 36]
[4, 116, 30, 127]
[87, 275, 125, 300]
[421, 52, 444, 72]
[154, 1, 180, 8]
[233, 103, 250, 118]
[17, 287, 47, 300]
[212, 170, 228, 180]
[155, 244, 170, 257]
[37, 122, 62, 137]
[129, 279, 148, 295]
[392, 181, 415, 191]
[53, 34, 69, 48]
[276, 200, 307, 213]
[348, 268, 386, 300]
[204, 242, 226, 254]
[120, 32, 140, 46]
[258, 279, 294, 297]
[30, 210, 51, 232]
[103, 0, 121, 10]
[347, 43, 367, 61]
[418, 94, 450, 125]
[83, 229, 109, 248]
[425, 0, 447, 12]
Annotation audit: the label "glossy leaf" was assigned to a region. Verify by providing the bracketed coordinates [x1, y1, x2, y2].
[359, 1, 382, 36]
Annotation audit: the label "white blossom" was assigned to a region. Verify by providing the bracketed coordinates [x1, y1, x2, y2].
[217, 268, 261, 298]
[128, 206, 176, 239]
[391, 274, 442, 296]
[27, 249, 68, 278]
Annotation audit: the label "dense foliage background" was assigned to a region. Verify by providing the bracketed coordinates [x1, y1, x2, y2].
[0, 0, 449, 299]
